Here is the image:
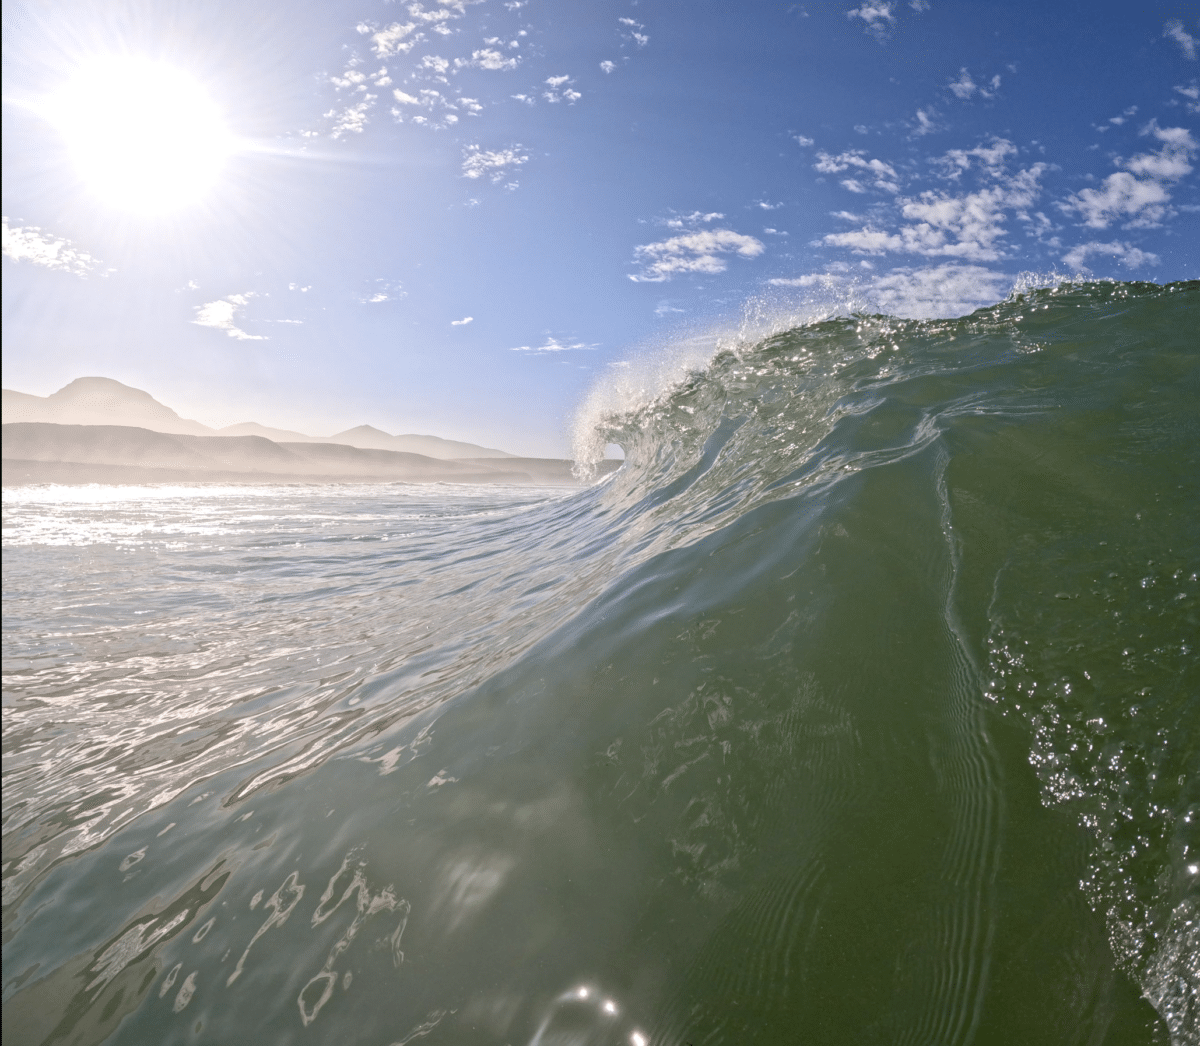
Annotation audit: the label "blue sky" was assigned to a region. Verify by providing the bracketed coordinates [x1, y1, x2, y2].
[3, 0, 1197, 455]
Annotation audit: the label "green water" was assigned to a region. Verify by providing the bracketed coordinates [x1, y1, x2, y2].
[3, 281, 1197, 1044]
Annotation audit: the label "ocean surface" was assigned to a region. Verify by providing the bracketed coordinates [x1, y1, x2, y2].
[3, 280, 1197, 1045]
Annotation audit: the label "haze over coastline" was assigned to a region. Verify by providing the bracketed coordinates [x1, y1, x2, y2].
[2, 377, 619, 484]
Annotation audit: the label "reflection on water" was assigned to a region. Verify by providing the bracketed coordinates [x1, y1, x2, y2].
[3, 282, 1197, 1045]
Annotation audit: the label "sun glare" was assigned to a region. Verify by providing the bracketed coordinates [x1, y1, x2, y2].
[44, 57, 233, 214]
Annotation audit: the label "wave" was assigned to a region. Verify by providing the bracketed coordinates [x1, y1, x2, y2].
[3, 280, 1196, 1045]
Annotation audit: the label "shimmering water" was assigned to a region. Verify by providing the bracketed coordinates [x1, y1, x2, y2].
[3, 281, 1197, 1045]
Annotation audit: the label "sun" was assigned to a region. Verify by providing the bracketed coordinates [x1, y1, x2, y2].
[44, 57, 234, 214]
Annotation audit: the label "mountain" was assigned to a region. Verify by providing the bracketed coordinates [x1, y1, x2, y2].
[2, 377, 518, 459]
[2, 378, 215, 435]
[325, 425, 515, 459]
[1, 423, 539, 485]
[2, 423, 623, 486]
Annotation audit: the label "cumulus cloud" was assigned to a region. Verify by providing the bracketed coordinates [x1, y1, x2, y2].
[771, 263, 1013, 319]
[629, 229, 765, 282]
[461, 144, 528, 182]
[2, 218, 104, 277]
[362, 22, 419, 58]
[662, 210, 725, 229]
[814, 150, 900, 193]
[543, 75, 581, 103]
[847, 2, 896, 41]
[794, 134, 815, 147]
[1060, 121, 1196, 228]
[391, 88, 479, 128]
[358, 3, 469, 57]
[460, 48, 520, 71]
[1061, 240, 1160, 271]
[822, 154, 1046, 262]
[618, 17, 650, 47]
[193, 293, 266, 340]
[451, 316, 474, 325]
[600, 60, 616, 74]
[326, 99, 375, 137]
[1164, 19, 1198, 61]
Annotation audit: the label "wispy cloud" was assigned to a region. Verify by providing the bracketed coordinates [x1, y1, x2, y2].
[193, 293, 266, 340]
[461, 144, 528, 183]
[1164, 19, 1198, 61]
[600, 60, 616, 74]
[814, 150, 900, 193]
[932, 138, 1017, 180]
[618, 17, 650, 48]
[847, 2, 896, 42]
[948, 68, 1000, 100]
[630, 228, 765, 282]
[1061, 240, 1160, 271]
[1060, 121, 1196, 228]
[451, 316, 474, 325]
[908, 107, 942, 137]
[510, 336, 594, 353]
[2, 218, 104, 277]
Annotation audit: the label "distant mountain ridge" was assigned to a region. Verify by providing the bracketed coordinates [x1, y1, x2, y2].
[2, 377, 516, 459]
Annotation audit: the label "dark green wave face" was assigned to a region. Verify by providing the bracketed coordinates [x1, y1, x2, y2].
[3, 281, 1197, 1046]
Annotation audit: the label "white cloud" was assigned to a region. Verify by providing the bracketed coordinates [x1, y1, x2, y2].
[794, 134, 815, 147]
[933, 138, 1017, 180]
[364, 22, 421, 58]
[510, 336, 593, 353]
[1061, 240, 1160, 271]
[770, 263, 1013, 319]
[543, 75, 581, 103]
[662, 210, 725, 229]
[814, 150, 900, 193]
[461, 144, 528, 182]
[909, 0, 930, 10]
[460, 49, 519, 71]
[600, 60, 616, 74]
[1060, 121, 1196, 228]
[630, 229, 765, 282]
[948, 68, 976, 99]
[948, 68, 1000, 101]
[909, 107, 942, 137]
[1164, 19, 1198, 61]
[391, 88, 475, 128]
[1175, 83, 1200, 113]
[847, 2, 896, 40]
[193, 293, 266, 340]
[326, 99, 375, 137]
[2, 218, 103, 277]
[822, 162, 1046, 262]
[451, 316, 474, 325]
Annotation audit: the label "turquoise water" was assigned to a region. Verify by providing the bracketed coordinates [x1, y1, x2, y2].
[3, 280, 1197, 1045]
